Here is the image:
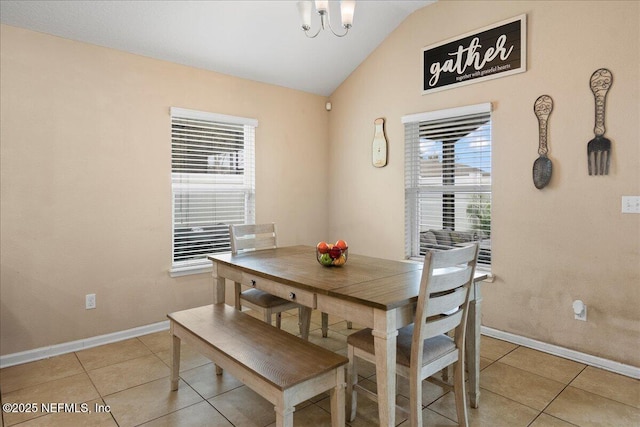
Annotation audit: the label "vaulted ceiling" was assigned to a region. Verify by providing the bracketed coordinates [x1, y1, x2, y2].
[0, 1, 435, 96]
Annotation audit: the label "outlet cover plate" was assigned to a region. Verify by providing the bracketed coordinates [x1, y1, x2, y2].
[86, 294, 96, 310]
[622, 196, 640, 214]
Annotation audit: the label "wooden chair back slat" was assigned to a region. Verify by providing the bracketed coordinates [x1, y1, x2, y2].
[229, 223, 277, 254]
[424, 310, 464, 340]
[430, 244, 479, 268]
[428, 266, 474, 294]
[426, 286, 467, 317]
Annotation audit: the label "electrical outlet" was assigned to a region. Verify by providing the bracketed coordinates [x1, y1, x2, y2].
[573, 300, 587, 321]
[86, 294, 96, 310]
[622, 196, 640, 214]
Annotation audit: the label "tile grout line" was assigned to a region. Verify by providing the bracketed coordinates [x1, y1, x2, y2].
[526, 364, 589, 427]
[73, 349, 121, 427]
[482, 346, 640, 427]
[176, 367, 240, 427]
[474, 343, 551, 424]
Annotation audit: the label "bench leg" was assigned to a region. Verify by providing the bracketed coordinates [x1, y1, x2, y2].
[170, 330, 180, 391]
[331, 367, 346, 427]
[275, 405, 294, 427]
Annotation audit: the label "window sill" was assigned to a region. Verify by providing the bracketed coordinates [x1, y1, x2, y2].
[476, 266, 495, 282]
[169, 263, 213, 278]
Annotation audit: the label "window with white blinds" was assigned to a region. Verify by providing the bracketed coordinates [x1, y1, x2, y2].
[170, 107, 256, 275]
[403, 103, 492, 268]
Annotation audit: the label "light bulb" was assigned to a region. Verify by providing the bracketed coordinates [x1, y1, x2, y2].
[297, 1, 312, 29]
[341, 0, 355, 28]
[315, 0, 328, 14]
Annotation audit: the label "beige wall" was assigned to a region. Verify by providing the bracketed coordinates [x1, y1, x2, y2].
[0, 25, 329, 355]
[328, 0, 639, 366]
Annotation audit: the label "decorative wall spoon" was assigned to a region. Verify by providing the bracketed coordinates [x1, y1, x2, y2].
[533, 95, 554, 189]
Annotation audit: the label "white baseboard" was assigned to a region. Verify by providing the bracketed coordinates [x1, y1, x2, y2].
[482, 326, 640, 379]
[3, 322, 637, 379]
[0, 321, 170, 369]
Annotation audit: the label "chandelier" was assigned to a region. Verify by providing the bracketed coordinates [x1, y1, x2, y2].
[297, 1, 356, 38]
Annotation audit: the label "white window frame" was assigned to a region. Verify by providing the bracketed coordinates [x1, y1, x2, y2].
[170, 107, 257, 276]
[403, 103, 492, 270]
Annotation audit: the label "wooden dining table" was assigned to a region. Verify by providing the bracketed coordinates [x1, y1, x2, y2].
[208, 245, 488, 426]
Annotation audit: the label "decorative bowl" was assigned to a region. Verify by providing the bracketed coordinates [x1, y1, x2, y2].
[316, 246, 348, 267]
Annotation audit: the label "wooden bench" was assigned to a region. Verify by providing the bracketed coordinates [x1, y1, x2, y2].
[167, 304, 348, 427]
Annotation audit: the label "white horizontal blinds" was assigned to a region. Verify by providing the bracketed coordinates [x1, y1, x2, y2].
[404, 103, 492, 267]
[171, 108, 256, 269]
[405, 120, 422, 259]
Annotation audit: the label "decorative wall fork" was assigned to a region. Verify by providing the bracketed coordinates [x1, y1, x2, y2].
[587, 68, 613, 175]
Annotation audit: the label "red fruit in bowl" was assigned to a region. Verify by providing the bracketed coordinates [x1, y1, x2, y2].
[317, 241, 329, 254]
[329, 246, 342, 259]
[335, 240, 348, 250]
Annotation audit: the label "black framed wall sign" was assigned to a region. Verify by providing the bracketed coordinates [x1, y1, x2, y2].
[422, 14, 527, 95]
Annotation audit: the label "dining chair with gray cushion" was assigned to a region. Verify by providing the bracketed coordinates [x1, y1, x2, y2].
[346, 243, 479, 427]
[229, 223, 304, 335]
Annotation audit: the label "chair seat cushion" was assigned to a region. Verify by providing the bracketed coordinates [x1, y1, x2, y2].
[240, 288, 292, 308]
[347, 325, 455, 367]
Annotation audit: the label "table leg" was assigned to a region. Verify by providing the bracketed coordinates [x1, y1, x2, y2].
[212, 263, 225, 304]
[299, 307, 312, 341]
[372, 312, 397, 426]
[170, 324, 180, 391]
[212, 262, 225, 375]
[466, 282, 482, 408]
[321, 312, 329, 338]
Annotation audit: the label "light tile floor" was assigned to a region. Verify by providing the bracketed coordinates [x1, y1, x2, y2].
[1, 310, 639, 426]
